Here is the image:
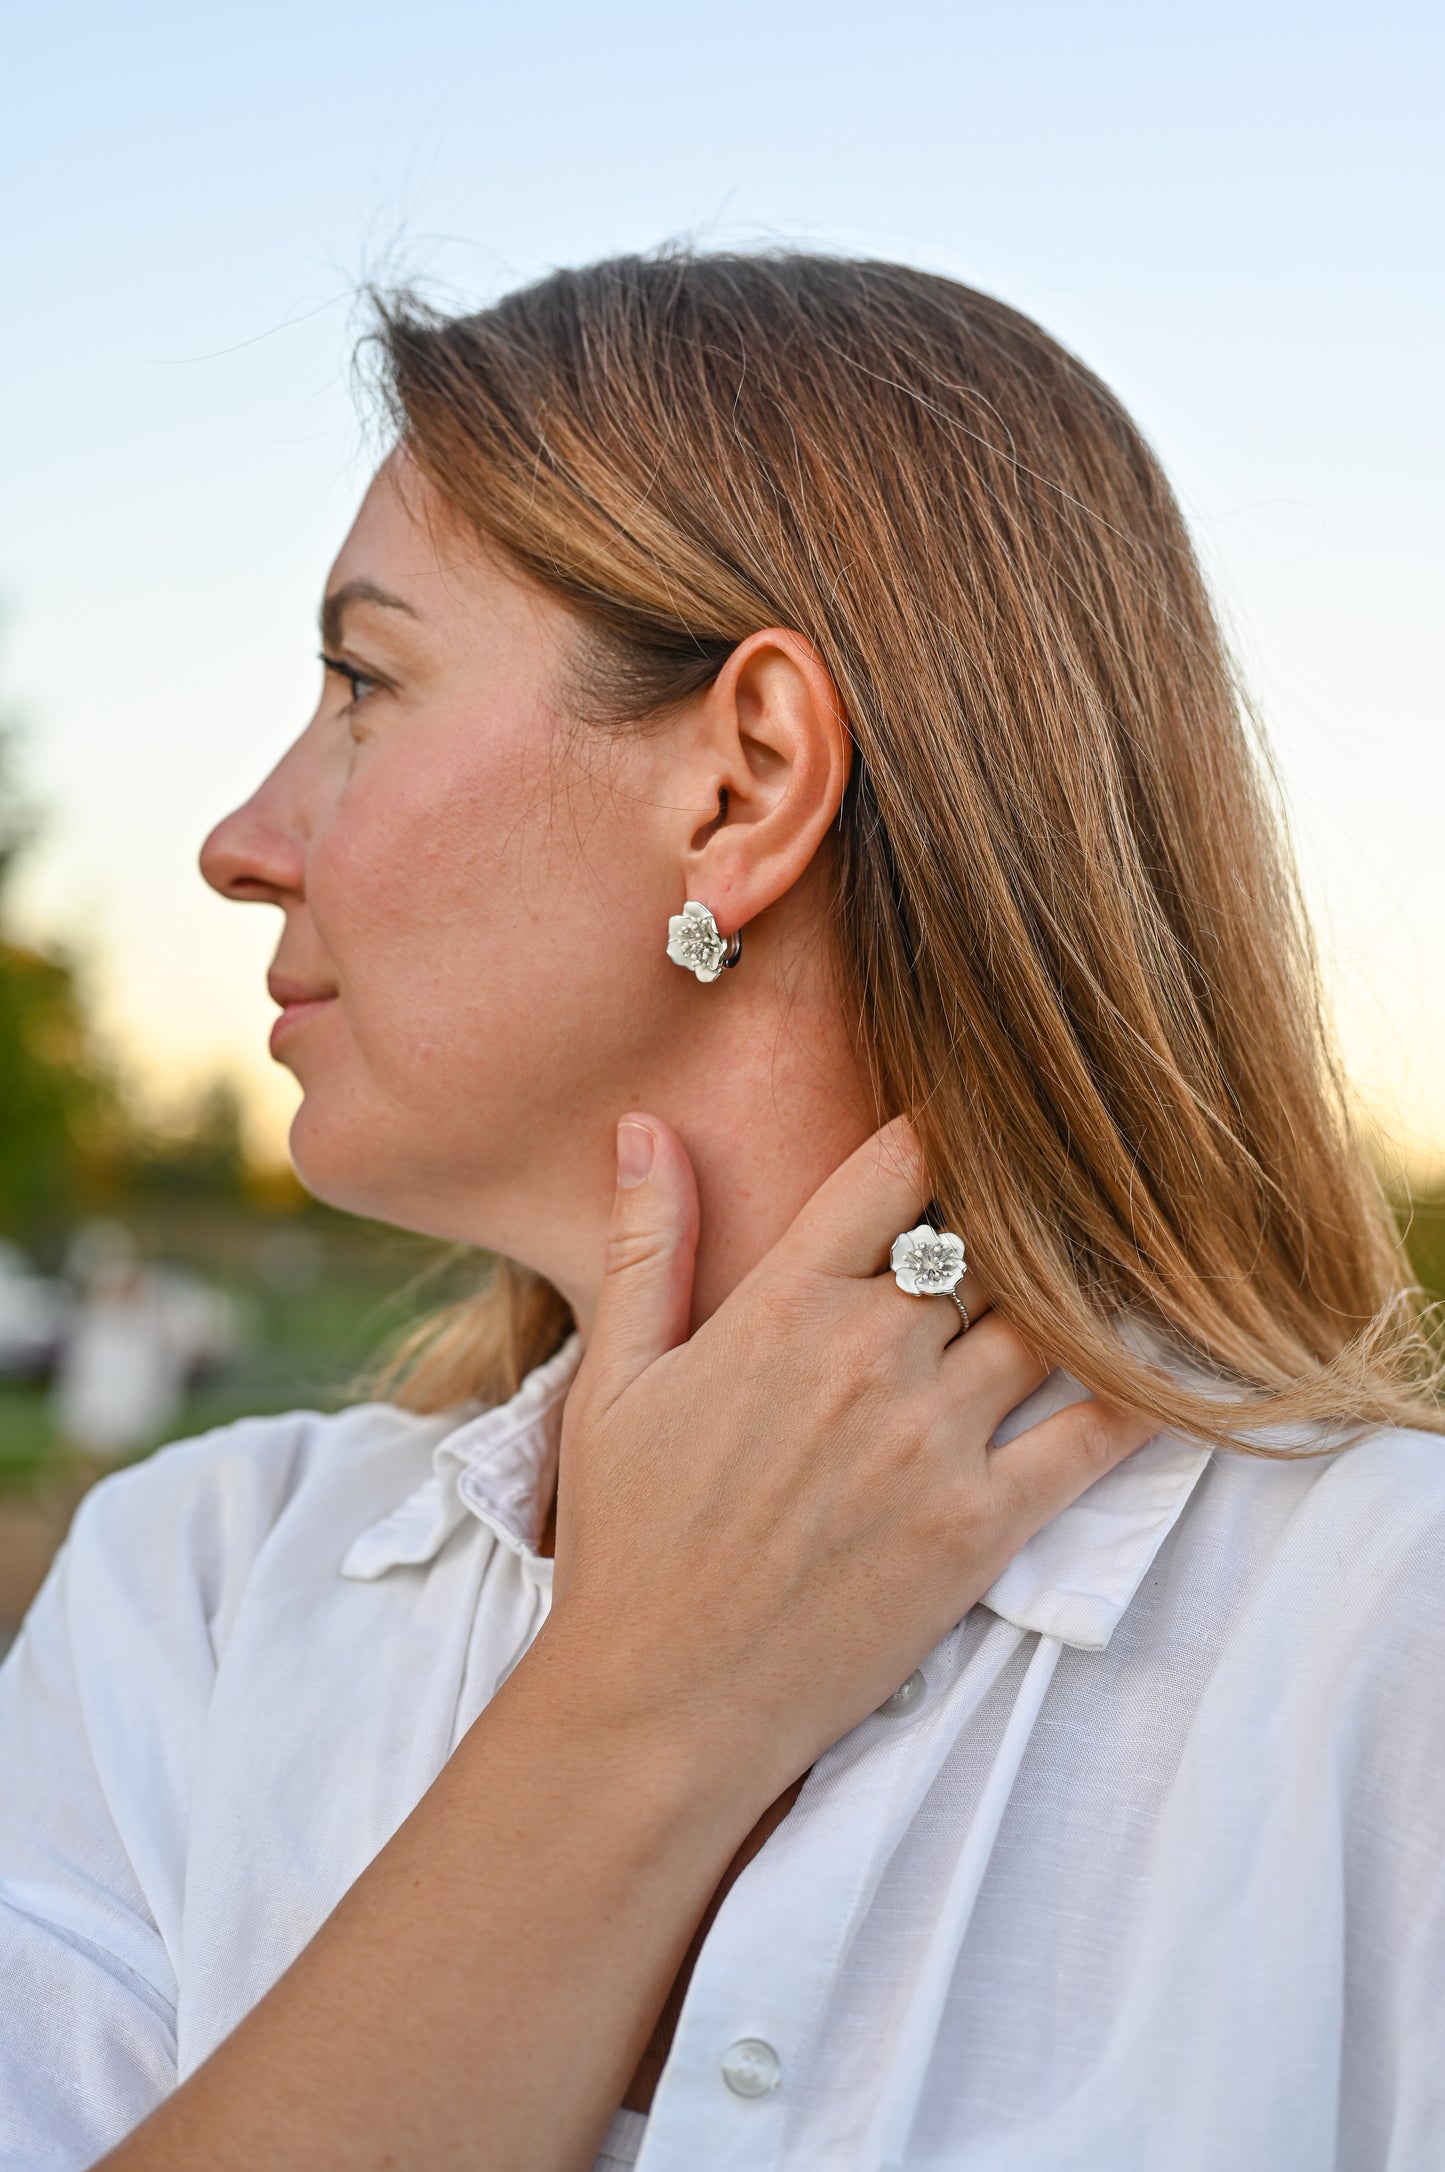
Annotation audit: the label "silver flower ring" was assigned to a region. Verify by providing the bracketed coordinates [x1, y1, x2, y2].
[890, 1222, 969, 1330]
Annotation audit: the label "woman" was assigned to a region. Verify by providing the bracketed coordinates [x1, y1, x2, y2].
[2, 251, 1441, 2172]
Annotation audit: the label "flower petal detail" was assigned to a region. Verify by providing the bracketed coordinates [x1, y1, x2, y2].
[890, 1223, 966, 1296]
[666, 899, 728, 981]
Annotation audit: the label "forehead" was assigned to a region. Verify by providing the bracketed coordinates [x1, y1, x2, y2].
[327, 453, 471, 597]
[323, 452, 571, 667]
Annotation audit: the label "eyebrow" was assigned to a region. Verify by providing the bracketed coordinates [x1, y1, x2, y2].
[319, 579, 420, 651]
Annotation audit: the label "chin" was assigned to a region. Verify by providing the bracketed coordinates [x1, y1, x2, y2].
[285, 1087, 490, 1245]
[286, 1092, 400, 1227]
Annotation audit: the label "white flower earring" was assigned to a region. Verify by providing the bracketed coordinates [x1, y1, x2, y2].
[666, 899, 743, 984]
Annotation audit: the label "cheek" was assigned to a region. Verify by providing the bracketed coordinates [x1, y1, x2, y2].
[310, 731, 531, 1039]
[304, 724, 666, 1119]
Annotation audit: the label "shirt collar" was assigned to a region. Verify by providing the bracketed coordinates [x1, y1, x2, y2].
[979, 1367, 1211, 1649]
[340, 1329, 1210, 1651]
[339, 1332, 583, 1586]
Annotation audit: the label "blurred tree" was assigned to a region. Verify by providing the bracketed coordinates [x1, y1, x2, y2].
[122, 1076, 249, 1200]
[0, 661, 124, 1237]
[0, 639, 265, 1249]
[0, 937, 120, 1233]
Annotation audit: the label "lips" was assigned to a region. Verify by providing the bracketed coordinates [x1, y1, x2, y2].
[268, 972, 339, 1008]
[267, 971, 339, 1058]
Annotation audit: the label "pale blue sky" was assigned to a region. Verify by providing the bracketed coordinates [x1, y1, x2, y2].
[3, 0, 1442, 1165]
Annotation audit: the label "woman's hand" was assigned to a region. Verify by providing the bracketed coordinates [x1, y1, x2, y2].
[544, 1114, 1155, 1813]
[94, 1115, 1155, 2172]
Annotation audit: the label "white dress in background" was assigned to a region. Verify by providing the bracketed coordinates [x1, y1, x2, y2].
[48, 1268, 193, 1459]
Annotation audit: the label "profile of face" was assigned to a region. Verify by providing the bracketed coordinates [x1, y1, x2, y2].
[200, 455, 861, 1311]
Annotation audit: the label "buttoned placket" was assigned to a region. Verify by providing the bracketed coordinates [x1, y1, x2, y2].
[627, 1389, 1210, 2168]
[629, 1610, 1041, 2172]
[338, 1340, 1212, 2171]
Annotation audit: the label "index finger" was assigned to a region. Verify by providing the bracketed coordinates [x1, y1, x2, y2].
[778, 1116, 929, 1277]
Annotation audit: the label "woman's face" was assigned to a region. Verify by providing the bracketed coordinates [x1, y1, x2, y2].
[199, 455, 696, 1254]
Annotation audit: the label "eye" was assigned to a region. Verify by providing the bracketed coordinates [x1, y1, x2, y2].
[319, 651, 382, 711]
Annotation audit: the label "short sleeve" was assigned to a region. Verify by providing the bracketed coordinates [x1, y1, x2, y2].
[0, 1415, 315, 2168]
[0, 1522, 177, 2165]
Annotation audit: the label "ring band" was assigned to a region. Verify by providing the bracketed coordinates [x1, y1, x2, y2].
[948, 1290, 970, 1332]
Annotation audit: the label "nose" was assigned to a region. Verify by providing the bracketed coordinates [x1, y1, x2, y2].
[199, 777, 306, 905]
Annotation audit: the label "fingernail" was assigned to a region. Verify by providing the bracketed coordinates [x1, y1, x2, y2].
[616, 1119, 655, 1189]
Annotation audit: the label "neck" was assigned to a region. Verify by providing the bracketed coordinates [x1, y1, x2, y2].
[518, 959, 875, 1342]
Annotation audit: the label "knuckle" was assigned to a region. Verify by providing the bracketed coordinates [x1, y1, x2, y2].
[831, 1305, 899, 1403]
[900, 1463, 947, 1547]
[970, 1315, 1044, 1389]
[980, 1453, 1028, 1533]
[759, 1268, 819, 1335]
[1068, 1400, 1123, 1473]
[915, 1467, 983, 1562]
[603, 1223, 672, 1277]
[754, 1266, 853, 1349]
[731, 1268, 907, 1414]
[875, 1113, 923, 1186]
[883, 1398, 943, 1491]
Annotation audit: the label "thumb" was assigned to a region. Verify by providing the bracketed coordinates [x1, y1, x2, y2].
[586, 1114, 701, 1404]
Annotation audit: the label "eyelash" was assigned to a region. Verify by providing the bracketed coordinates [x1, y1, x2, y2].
[319, 651, 381, 711]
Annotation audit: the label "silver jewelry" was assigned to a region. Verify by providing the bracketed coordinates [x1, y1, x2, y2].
[891, 1222, 969, 1329]
[666, 899, 742, 983]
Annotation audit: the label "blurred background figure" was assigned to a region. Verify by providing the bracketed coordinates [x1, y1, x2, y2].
[0, 1240, 71, 1387]
[48, 1219, 238, 1464]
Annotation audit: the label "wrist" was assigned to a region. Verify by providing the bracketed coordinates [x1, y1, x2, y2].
[493, 1608, 781, 1847]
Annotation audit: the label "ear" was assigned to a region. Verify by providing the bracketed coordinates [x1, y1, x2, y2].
[671, 628, 852, 937]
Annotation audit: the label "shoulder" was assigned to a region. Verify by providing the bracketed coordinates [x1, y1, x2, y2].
[1328, 1418, 1445, 1488]
[1289, 1419, 1445, 1541]
[1202, 1415, 1445, 1540]
[0, 1399, 483, 1900]
[71, 1395, 466, 1528]
[36, 1397, 472, 1662]
[1303, 1420, 1445, 1603]
[1195, 1420, 1445, 1671]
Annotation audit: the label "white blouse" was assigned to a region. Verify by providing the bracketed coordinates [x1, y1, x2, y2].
[1, 1331, 1443, 2170]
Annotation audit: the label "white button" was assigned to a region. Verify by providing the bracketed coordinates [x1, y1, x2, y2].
[721, 2037, 782, 2098]
[877, 1668, 926, 1717]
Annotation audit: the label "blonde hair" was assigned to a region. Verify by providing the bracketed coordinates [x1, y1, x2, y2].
[360, 248, 1439, 1450]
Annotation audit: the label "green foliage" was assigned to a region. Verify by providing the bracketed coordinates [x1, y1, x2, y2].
[1399, 1196, 1445, 1308]
[119, 1078, 249, 1200]
[0, 935, 120, 1235]
[0, 677, 125, 1236]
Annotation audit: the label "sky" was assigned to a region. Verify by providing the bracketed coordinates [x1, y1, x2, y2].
[3, 0, 1442, 1173]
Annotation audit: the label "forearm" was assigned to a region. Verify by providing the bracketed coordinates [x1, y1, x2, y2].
[99, 1626, 759, 2172]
